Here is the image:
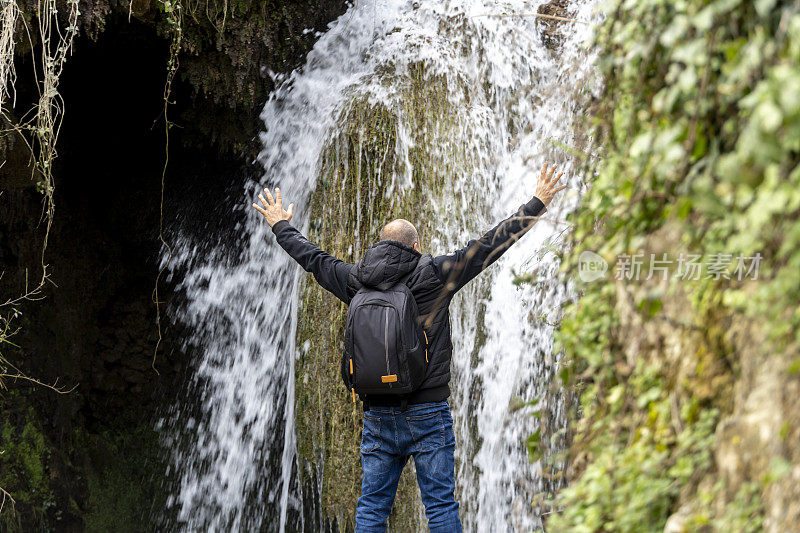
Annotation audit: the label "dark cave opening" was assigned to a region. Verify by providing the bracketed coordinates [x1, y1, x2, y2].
[12, 15, 180, 423]
[1, 14, 255, 530]
[0, 0, 354, 526]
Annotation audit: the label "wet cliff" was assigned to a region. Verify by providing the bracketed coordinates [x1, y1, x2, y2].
[550, 1, 800, 531]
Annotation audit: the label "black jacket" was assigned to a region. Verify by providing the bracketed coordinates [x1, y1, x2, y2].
[271, 196, 546, 405]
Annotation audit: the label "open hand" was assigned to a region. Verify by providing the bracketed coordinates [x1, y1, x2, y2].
[252, 187, 294, 227]
[534, 161, 567, 207]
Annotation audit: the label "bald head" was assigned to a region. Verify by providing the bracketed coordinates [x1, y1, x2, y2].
[380, 219, 419, 248]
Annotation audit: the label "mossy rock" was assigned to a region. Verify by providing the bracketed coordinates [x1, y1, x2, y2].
[295, 63, 475, 530]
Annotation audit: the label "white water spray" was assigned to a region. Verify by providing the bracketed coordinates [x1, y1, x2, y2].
[161, 0, 599, 530]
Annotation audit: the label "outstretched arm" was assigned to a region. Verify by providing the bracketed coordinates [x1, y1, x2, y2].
[253, 188, 354, 304]
[432, 161, 566, 294]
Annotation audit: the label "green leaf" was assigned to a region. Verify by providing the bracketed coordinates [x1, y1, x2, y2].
[638, 296, 663, 317]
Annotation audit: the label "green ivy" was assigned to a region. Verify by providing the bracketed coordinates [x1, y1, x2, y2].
[548, 0, 800, 529]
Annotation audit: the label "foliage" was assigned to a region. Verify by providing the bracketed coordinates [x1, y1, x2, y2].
[152, 0, 183, 374]
[549, 0, 800, 529]
[0, 408, 53, 531]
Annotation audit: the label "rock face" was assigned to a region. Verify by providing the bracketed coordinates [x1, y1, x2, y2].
[715, 317, 800, 531]
[7, 0, 349, 155]
[536, 0, 576, 51]
[547, 0, 800, 531]
[0, 1, 347, 530]
[294, 64, 473, 530]
[295, 96, 426, 533]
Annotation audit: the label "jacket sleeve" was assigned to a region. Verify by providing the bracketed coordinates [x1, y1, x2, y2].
[432, 196, 546, 293]
[271, 220, 354, 304]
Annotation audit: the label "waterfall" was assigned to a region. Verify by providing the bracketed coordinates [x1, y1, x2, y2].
[160, 0, 599, 530]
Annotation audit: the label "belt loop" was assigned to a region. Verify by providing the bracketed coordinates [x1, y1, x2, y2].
[363, 399, 370, 412]
[400, 398, 408, 412]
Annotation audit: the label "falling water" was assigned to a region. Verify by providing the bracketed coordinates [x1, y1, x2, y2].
[161, 0, 599, 530]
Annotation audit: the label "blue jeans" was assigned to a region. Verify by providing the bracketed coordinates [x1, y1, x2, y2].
[355, 400, 462, 533]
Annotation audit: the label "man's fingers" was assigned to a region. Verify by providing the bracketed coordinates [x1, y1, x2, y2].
[264, 188, 276, 205]
[548, 164, 558, 179]
[287, 203, 294, 221]
[554, 184, 568, 193]
[554, 172, 564, 183]
[540, 161, 548, 180]
[258, 194, 269, 208]
[252, 203, 267, 216]
[275, 187, 282, 206]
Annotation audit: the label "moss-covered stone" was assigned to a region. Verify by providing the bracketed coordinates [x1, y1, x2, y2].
[295, 63, 476, 530]
[296, 97, 423, 532]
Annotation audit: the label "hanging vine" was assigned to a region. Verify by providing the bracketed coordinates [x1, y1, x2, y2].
[151, 0, 182, 373]
[0, 0, 79, 303]
[0, 0, 80, 357]
[0, 0, 19, 114]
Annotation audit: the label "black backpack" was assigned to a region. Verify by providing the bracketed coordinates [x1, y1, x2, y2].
[341, 278, 428, 400]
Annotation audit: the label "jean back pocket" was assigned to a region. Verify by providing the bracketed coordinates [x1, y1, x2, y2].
[406, 411, 445, 452]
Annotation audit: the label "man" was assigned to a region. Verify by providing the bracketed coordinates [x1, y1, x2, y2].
[253, 162, 566, 532]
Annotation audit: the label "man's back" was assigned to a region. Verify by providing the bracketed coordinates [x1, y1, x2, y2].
[345, 243, 451, 404]
[268, 192, 547, 406]
[252, 161, 567, 532]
